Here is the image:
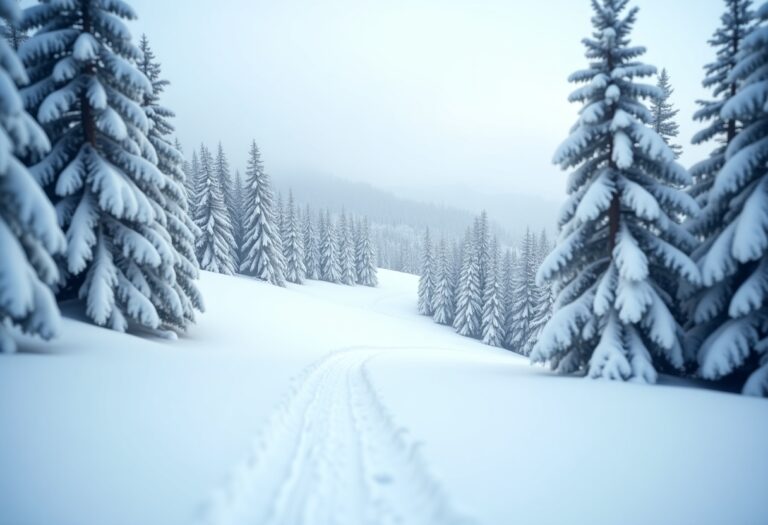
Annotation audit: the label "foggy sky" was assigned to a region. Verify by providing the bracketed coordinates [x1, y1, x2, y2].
[128, 0, 724, 201]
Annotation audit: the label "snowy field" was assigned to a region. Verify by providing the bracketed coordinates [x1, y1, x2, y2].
[1, 270, 767, 525]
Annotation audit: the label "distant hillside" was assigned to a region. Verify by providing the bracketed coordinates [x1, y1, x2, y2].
[387, 184, 562, 240]
[270, 171, 515, 243]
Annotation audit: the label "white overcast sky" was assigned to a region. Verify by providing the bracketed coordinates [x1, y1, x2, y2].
[126, 0, 724, 200]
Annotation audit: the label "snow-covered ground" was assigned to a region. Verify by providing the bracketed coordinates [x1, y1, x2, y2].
[1, 270, 766, 525]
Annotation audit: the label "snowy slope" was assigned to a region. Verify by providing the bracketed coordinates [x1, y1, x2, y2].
[0, 270, 766, 525]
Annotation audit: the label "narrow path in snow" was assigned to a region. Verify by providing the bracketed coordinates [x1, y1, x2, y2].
[203, 349, 471, 525]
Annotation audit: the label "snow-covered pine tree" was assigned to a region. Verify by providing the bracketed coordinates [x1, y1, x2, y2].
[319, 209, 341, 283]
[531, 0, 700, 382]
[193, 144, 236, 275]
[474, 211, 490, 295]
[450, 239, 462, 314]
[355, 217, 378, 287]
[338, 211, 356, 285]
[694, 1, 768, 397]
[0, 0, 65, 352]
[21, 0, 198, 331]
[302, 204, 319, 280]
[432, 237, 455, 325]
[137, 34, 203, 329]
[240, 140, 285, 286]
[501, 248, 517, 349]
[283, 191, 305, 284]
[650, 68, 682, 159]
[231, 169, 244, 259]
[351, 216, 361, 281]
[453, 229, 482, 338]
[214, 142, 238, 267]
[482, 239, 506, 347]
[187, 148, 200, 214]
[526, 230, 555, 354]
[507, 229, 537, 354]
[417, 228, 435, 315]
[275, 191, 285, 246]
[689, 0, 755, 209]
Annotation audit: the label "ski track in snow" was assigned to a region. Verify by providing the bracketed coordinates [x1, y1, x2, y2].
[203, 347, 472, 525]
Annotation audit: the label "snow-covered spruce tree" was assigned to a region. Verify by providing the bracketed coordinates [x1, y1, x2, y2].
[650, 68, 682, 159]
[231, 169, 244, 258]
[450, 239, 462, 312]
[355, 217, 378, 287]
[302, 204, 319, 280]
[192, 144, 236, 275]
[319, 209, 341, 283]
[507, 229, 537, 353]
[0, 0, 65, 352]
[532, 0, 700, 382]
[351, 216, 361, 280]
[417, 228, 435, 315]
[689, 0, 755, 209]
[694, 2, 768, 397]
[214, 142, 239, 267]
[453, 229, 482, 338]
[21, 0, 196, 331]
[482, 239, 506, 347]
[338, 211, 356, 285]
[474, 211, 490, 295]
[187, 148, 200, 214]
[137, 34, 203, 330]
[432, 237, 455, 325]
[501, 248, 516, 348]
[275, 191, 285, 245]
[526, 230, 555, 354]
[283, 191, 305, 284]
[240, 141, 285, 286]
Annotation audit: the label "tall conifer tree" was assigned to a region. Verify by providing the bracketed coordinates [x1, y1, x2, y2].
[240, 141, 285, 286]
[453, 229, 482, 338]
[193, 144, 236, 275]
[432, 238, 455, 325]
[302, 204, 319, 280]
[355, 217, 378, 287]
[482, 239, 506, 347]
[22, 0, 198, 330]
[319, 209, 341, 283]
[418, 228, 436, 315]
[283, 191, 306, 284]
[532, 0, 700, 382]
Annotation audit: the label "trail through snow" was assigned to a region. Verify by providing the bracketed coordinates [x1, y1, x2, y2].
[204, 348, 471, 525]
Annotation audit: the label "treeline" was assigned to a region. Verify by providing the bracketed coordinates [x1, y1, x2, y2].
[182, 141, 378, 287]
[418, 212, 554, 354]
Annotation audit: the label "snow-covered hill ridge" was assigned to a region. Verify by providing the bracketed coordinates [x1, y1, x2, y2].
[1, 269, 766, 525]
